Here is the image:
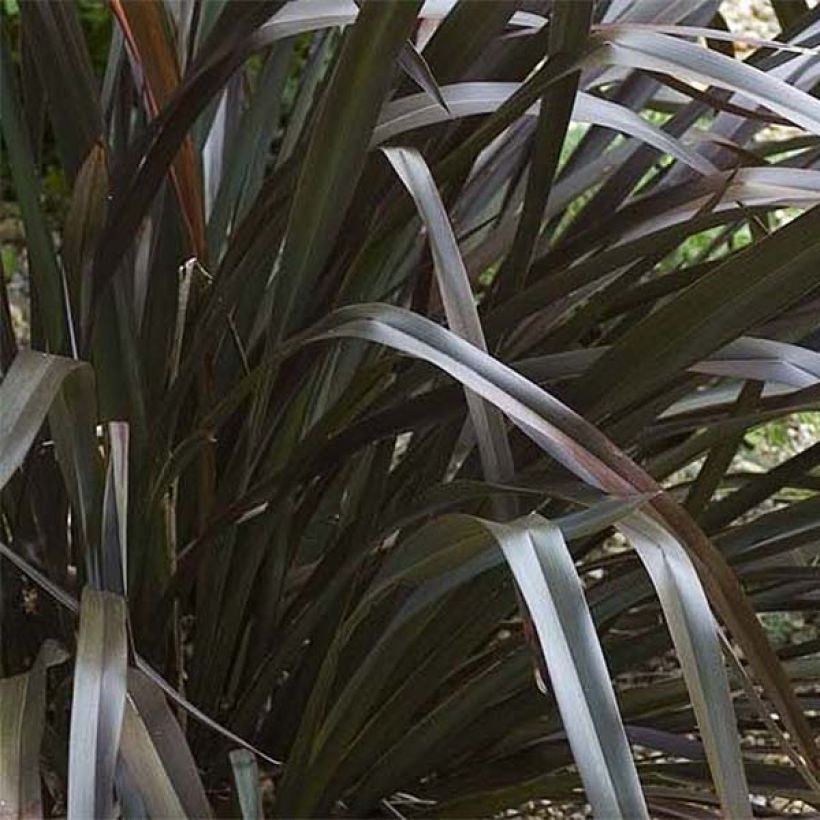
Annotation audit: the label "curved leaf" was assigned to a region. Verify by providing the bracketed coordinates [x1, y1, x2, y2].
[297, 302, 818, 772]
[619, 513, 751, 817]
[573, 204, 820, 419]
[484, 514, 649, 818]
[593, 28, 820, 137]
[0, 350, 86, 492]
[374, 84, 717, 174]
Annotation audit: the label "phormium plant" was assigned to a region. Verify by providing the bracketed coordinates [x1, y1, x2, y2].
[2, 0, 820, 816]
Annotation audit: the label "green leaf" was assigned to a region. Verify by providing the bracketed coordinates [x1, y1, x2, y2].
[619, 513, 751, 817]
[270, 0, 422, 339]
[118, 668, 213, 818]
[62, 142, 108, 351]
[573, 205, 820, 420]
[299, 302, 818, 773]
[593, 27, 820, 137]
[382, 146, 514, 491]
[0, 641, 68, 819]
[497, 0, 593, 297]
[374, 85, 717, 175]
[230, 749, 263, 820]
[487, 514, 648, 818]
[101, 422, 129, 595]
[67, 588, 128, 819]
[0, 350, 86, 491]
[0, 31, 66, 352]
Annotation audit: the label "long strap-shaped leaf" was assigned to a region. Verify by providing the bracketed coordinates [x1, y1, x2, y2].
[341, 501, 654, 809]
[619, 513, 751, 817]
[230, 749, 264, 820]
[519, 336, 820, 389]
[1, 348, 104, 582]
[0, 641, 68, 819]
[594, 21, 820, 54]
[62, 142, 107, 355]
[484, 514, 648, 818]
[497, 0, 593, 299]
[374, 84, 717, 175]
[0, 537, 283, 770]
[0, 350, 86, 491]
[90, 0, 288, 310]
[593, 28, 820, 137]
[109, 0, 206, 260]
[101, 422, 129, 595]
[298, 304, 801, 798]
[381, 146, 560, 696]
[0, 36, 66, 352]
[572, 197, 820, 421]
[373, 497, 654, 591]
[16, 2, 100, 180]
[118, 668, 213, 818]
[118, 698, 185, 818]
[382, 146, 514, 491]
[270, 0, 421, 340]
[68, 588, 128, 820]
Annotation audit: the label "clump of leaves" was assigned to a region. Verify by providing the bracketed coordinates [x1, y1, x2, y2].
[2, 0, 820, 817]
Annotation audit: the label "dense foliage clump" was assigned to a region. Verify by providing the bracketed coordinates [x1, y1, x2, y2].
[2, 1, 820, 816]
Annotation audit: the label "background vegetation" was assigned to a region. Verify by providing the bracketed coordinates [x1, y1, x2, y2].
[3, 0, 820, 816]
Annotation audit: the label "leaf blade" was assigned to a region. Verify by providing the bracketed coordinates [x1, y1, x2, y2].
[0, 350, 85, 492]
[487, 514, 649, 818]
[67, 588, 128, 820]
[619, 513, 752, 817]
[0, 641, 68, 819]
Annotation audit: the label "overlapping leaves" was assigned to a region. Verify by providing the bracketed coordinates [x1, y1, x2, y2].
[4, 0, 820, 817]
